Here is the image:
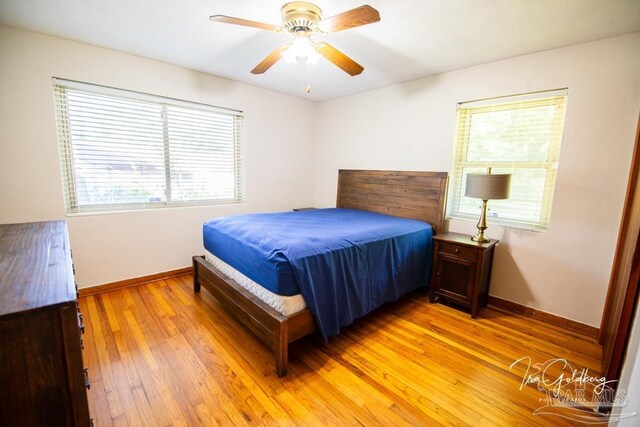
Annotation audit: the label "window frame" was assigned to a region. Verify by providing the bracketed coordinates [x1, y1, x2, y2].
[53, 78, 244, 215]
[446, 89, 568, 232]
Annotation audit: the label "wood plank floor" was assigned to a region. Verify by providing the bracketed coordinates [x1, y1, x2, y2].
[80, 275, 605, 426]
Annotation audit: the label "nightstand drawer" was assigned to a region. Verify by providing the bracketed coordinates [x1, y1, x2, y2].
[439, 242, 477, 261]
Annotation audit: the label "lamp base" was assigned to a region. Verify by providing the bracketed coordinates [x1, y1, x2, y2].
[471, 199, 490, 243]
[471, 232, 490, 243]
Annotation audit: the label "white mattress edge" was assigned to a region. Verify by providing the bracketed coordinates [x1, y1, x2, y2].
[203, 249, 307, 317]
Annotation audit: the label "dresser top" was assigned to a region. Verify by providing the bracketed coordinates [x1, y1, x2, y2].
[0, 221, 76, 316]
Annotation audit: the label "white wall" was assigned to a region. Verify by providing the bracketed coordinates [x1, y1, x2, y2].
[0, 25, 317, 288]
[315, 33, 640, 327]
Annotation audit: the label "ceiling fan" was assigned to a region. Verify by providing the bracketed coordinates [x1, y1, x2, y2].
[210, 2, 380, 76]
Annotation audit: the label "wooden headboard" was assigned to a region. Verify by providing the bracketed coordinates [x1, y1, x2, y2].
[336, 169, 448, 233]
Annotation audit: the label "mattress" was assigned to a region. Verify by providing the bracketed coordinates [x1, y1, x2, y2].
[204, 249, 307, 316]
[203, 208, 433, 339]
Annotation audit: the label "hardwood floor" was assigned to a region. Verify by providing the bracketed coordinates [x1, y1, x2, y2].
[80, 275, 605, 426]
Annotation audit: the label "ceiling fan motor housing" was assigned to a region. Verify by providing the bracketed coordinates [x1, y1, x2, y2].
[281, 2, 322, 34]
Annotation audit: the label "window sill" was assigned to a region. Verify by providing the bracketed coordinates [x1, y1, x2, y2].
[65, 200, 245, 217]
[446, 213, 549, 233]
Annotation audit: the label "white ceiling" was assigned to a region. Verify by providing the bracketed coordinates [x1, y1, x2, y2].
[1, 0, 639, 101]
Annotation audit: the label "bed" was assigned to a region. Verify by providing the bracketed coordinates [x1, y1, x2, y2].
[193, 169, 448, 376]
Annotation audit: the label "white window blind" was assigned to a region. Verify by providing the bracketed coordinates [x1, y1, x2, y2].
[53, 79, 244, 214]
[447, 89, 568, 231]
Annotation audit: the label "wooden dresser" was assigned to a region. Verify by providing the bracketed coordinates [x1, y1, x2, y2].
[0, 221, 91, 426]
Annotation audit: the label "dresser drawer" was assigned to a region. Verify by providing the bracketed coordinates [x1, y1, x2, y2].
[438, 242, 477, 261]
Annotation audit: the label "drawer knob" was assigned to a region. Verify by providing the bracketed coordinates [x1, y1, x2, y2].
[83, 368, 90, 389]
[455, 248, 460, 254]
[78, 313, 85, 334]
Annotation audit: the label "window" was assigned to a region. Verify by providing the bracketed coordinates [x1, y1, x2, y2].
[447, 89, 568, 231]
[53, 79, 243, 214]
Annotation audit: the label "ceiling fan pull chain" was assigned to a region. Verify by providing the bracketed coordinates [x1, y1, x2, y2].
[305, 61, 312, 93]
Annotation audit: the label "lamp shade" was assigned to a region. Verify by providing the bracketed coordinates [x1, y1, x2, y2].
[465, 173, 511, 200]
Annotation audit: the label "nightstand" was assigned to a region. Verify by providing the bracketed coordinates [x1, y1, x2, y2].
[429, 232, 498, 318]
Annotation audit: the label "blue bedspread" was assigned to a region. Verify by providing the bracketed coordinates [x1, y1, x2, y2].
[203, 208, 433, 339]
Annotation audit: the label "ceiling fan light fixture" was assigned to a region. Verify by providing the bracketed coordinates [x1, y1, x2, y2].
[282, 35, 320, 64]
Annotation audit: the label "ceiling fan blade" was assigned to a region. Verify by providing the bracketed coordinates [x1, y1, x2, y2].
[209, 15, 281, 32]
[315, 42, 364, 76]
[251, 45, 290, 74]
[318, 5, 380, 33]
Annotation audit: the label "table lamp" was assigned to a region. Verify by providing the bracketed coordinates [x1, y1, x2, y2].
[465, 172, 511, 243]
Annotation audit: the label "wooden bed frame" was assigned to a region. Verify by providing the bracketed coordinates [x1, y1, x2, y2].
[193, 169, 448, 376]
